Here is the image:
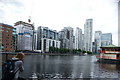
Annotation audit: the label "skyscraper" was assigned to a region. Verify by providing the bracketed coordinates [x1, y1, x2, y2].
[14, 21, 34, 51]
[75, 27, 82, 50]
[101, 33, 112, 47]
[94, 31, 102, 53]
[118, 1, 120, 46]
[84, 19, 93, 52]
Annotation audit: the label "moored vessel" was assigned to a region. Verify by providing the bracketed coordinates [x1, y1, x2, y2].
[96, 44, 120, 63]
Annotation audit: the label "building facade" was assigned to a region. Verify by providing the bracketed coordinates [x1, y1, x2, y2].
[101, 33, 112, 47]
[81, 34, 84, 50]
[14, 21, 34, 51]
[37, 26, 60, 52]
[33, 30, 37, 50]
[84, 19, 93, 52]
[0, 23, 16, 52]
[75, 27, 82, 50]
[94, 31, 102, 53]
[119, 1, 120, 46]
[59, 27, 74, 49]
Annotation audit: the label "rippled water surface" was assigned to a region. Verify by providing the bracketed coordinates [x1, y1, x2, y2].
[20, 55, 120, 79]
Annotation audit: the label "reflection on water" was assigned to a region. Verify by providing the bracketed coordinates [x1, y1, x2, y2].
[20, 55, 120, 79]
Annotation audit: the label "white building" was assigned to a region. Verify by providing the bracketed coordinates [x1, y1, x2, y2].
[75, 27, 82, 50]
[14, 21, 34, 51]
[84, 19, 93, 52]
[37, 26, 60, 52]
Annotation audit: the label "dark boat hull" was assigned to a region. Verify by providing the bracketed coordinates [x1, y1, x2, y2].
[97, 58, 120, 64]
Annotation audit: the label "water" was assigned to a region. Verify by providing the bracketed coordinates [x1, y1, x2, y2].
[20, 55, 120, 79]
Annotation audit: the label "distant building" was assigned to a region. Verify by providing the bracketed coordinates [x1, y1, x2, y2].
[92, 42, 95, 53]
[101, 33, 112, 47]
[75, 27, 82, 50]
[33, 30, 37, 50]
[84, 19, 93, 52]
[73, 36, 75, 49]
[81, 34, 84, 50]
[0, 23, 16, 52]
[59, 27, 74, 49]
[37, 26, 60, 52]
[14, 21, 34, 51]
[94, 31, 102, 53]
[94, 31, 113, 53]
[118, 1, 120, 46]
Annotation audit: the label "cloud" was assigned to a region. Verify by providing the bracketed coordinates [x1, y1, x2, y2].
[0, 0, 118, 45]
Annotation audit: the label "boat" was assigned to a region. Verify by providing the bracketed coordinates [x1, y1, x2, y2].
[96, 44, 120, 63]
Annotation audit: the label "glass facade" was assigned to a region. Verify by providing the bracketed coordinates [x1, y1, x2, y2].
[101, 33, 112, 47]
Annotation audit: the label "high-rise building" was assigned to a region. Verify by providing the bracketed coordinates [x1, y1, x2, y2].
[81, 34, 84, 50]
[37, 26, 60, 52]
[118, 1, 120, 46]
[84, 19, 93, 52]
[73, 36, 75, 49]
[94, 31, 102, 53]
[59, 27, 74, 49]
[14, 21, 34, 51]
[33, 30, 37, 50]
[94, 31, 113, 53]
[0, 23, 16, 52]
[101, 33, 112, 47]
[75, 27, 82, 50]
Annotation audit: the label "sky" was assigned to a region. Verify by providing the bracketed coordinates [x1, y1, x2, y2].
[0, 0, 119, 46]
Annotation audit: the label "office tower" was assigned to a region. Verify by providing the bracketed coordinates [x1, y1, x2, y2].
[75, 27, 82, 50]
[0, 23, 16, 52]
[101, 33, 112, 47]
[14, 21, 34, 51]
[37, 26, 60, 52]
[84, 19, 93, 52]
[94, 31, 102, 53]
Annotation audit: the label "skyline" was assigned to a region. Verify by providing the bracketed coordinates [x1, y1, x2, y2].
[0, 0, 118, 46]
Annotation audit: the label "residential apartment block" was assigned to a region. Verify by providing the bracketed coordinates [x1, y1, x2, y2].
[59, 27, 74, 49]
[14, 21, 34, 51]
[37, 26, 60, 52]
[84, 19, 93, 52]
[0, 23, 16, 52]
[75, 27, 82, 50]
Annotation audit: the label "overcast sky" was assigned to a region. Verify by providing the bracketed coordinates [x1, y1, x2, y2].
[0, 0, 119, 46]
